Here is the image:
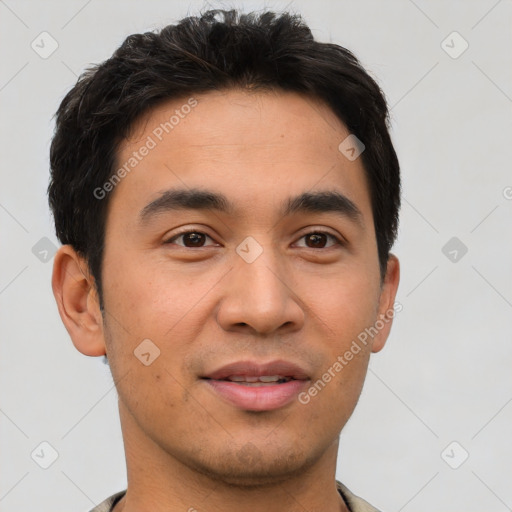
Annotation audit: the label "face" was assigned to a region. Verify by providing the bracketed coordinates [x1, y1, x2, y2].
[63, 89, 399, 486]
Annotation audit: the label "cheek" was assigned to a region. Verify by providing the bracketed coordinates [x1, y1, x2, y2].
[101, 252, 203, 335]
[100, 254, 223, 389]
[294, 266, 379, 402]
[298, 265, 380, 335]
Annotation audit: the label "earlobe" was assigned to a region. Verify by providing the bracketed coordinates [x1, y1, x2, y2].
[371, 254, 400, 353]
[52, 245, 106, 357]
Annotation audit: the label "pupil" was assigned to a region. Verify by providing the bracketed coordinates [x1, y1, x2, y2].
[307, 233, 326, 248]
[185, 232, 205, 247]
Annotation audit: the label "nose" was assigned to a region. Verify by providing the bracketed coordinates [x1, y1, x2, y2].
[215, 245, 305, 336]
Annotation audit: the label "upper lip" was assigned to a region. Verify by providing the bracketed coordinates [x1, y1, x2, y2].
[202, 359, 310, 381]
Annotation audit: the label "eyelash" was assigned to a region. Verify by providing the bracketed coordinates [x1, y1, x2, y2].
[164, 229, 344, 249]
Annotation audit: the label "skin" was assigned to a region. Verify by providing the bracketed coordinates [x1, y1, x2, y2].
[52, 88, 400, 512]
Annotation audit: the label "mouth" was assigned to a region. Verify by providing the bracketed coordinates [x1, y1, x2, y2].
[201, 360, 310, 411]
[203, 375, 295, 386]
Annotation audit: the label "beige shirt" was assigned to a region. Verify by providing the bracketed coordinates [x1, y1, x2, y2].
[88, 481, 381, 512]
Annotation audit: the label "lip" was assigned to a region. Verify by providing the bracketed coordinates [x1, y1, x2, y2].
[201, 359, 310, 412]
[202, 359, 310, 381]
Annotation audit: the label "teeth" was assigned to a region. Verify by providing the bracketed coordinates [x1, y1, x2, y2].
[258, 375, 281, 382]
[229, 376, 251, 382]
[226, 375, 289, 383]
[235, 382, 278, 387]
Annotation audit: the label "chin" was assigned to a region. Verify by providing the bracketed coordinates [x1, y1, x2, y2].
[184, 443, 317, 488]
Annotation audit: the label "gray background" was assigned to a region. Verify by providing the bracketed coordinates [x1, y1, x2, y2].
[1, 0, 511, 510]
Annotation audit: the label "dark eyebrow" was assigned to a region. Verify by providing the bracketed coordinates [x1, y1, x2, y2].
[139, 188, 364, 228]
[282, 191, 364, 228]
[139, 188, 233, 224]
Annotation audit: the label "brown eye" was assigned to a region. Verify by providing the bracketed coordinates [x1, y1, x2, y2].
[167, 231, 215, 247]
[296, 231, 341, 249]
[305, 233, 328, 248]
[182, 232, 206, 247]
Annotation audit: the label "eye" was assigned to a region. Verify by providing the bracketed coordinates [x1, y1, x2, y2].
[165, 231, 218, 248]
[295, 231, 343, 249]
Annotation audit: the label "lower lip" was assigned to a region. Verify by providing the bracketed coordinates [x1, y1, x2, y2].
[203, 379, 308, 411]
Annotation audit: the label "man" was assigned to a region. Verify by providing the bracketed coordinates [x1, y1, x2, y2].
[49, 8, 400, 512]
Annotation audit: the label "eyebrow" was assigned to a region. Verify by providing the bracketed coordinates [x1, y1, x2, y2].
[283, 190, 364, 228]
[138, 188, 364, 228]
[139, 189, 233, 223]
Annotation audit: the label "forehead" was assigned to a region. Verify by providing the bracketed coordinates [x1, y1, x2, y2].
[111, 88, 373, 226]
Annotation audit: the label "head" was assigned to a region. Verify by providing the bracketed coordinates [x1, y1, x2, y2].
[50, 9, 400, 487]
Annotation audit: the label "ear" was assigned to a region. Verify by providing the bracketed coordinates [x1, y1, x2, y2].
[371, 253, 400, 353]
[51, 245, 106, 357]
